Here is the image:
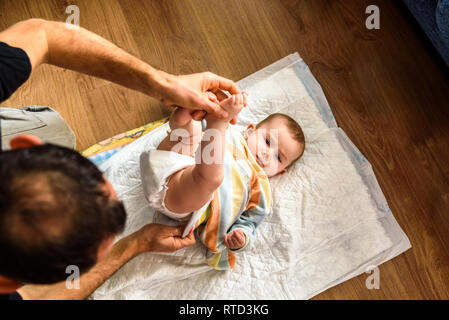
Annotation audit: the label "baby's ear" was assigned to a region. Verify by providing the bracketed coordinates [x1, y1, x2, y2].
[244, 123, 256, 138]
[10, 134, 43, 150]
[275, 168, 287, 177]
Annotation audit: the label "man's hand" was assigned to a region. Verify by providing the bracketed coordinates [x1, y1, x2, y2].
[17, 223, 195, 300]
[224, 229, 246, 250]
[132, 223, 196, 254]
[156, 71, 241, 122]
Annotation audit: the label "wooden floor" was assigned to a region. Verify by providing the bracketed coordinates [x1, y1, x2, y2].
[1, 0, 448, 299]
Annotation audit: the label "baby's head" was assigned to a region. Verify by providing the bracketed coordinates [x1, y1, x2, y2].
[244, 113, 305, 177]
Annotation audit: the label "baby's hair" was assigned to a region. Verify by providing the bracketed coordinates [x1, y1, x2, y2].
[257, 113, 305, 163]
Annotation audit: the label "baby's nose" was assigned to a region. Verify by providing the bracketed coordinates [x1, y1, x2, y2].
[261, 148, 272, 159]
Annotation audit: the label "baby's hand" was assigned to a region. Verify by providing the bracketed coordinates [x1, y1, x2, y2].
[206, 92, 247, 125]
[224, 229, 246, 250]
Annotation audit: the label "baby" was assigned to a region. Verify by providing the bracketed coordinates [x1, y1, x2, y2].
[140, 92, 305, 269]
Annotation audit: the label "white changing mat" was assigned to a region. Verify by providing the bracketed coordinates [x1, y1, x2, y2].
[91, 53, 411, 300]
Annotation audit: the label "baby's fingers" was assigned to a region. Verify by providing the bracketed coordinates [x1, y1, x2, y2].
[224, 234, 233, 248]
[233, 230, 245, 246]
[224, 234, 235, 249]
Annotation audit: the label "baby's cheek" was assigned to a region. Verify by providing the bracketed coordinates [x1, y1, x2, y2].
[265, 163, 279, 176]
[247, 136, 259, 155]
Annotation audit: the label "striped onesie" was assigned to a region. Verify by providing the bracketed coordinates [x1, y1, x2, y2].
[141, 126, 272, 270]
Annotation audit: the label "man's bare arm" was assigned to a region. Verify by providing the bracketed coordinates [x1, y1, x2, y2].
[0, 19, 240, 118]
[17, 224, 195, 300]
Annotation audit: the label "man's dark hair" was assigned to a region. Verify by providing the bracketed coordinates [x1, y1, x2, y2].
[0, 144, 126, 284]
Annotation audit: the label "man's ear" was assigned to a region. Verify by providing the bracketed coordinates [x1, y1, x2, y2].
[10, 134, 43, 150]
[0, 276, 23, 294]
[243, 123, 256, 139]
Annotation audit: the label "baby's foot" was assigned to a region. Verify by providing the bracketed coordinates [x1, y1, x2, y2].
[215, 92, 247, 123]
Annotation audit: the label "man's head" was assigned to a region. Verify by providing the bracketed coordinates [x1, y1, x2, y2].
[244, 113, 305, 177]
[0, 142, 126, 288]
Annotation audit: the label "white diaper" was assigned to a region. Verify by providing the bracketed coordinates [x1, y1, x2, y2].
[140, 149, 195, 221]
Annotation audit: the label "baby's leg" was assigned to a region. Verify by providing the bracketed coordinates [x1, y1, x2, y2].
[163, 93, 245, 214]
[157, 108, 202, 157]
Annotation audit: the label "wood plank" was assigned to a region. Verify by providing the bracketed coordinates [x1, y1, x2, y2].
[0, 0, 448, 299]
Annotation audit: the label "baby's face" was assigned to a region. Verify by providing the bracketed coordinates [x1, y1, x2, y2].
[244, 117, 303, 177]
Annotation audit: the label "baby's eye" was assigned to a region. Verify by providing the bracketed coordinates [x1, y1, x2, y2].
[265, 138, 270, 146]
[276, 154, 281, 162]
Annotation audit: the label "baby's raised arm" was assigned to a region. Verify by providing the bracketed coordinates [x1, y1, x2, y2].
[162, 93, 247, 214]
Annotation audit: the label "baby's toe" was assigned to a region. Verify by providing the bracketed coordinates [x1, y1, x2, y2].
[242, 91, 248, 106]
[219, 94, 235, 108]
[235, 93, 242, 105]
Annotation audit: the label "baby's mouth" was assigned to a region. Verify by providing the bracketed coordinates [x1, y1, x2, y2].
[256, 154, 264, 167]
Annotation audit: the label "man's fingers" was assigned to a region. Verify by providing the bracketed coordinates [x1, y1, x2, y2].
[171, 225, 195, 250]
[182, 231, 195, 245]
[214, 89, 229, 102]
[217, 77, 240, 95]
[175, 223, 194, 238]
[203, 99, 228, 119]
[173, 236, 195, 251]
[196, 90, 228, 119]
[206, 91, 219, 103]
[167, 224, 185, 237]
[206, 72, 240, 95]
[192, 110, 206, 121]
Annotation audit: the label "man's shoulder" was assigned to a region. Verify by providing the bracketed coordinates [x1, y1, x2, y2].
[0, 41, 32, 103]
